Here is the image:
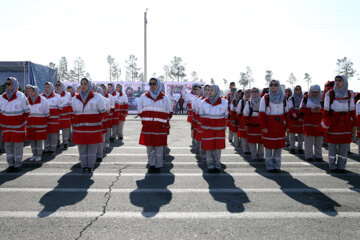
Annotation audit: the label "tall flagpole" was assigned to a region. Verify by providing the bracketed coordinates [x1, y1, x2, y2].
[144, 8, 148, 90]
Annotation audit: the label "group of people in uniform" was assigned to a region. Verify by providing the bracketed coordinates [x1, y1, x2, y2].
[1, 75, 359, 176]
[186, 76, 360, 174]
[0, 77, 128, 173]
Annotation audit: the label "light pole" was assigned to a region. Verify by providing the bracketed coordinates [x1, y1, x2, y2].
[143, 8, 148, 91]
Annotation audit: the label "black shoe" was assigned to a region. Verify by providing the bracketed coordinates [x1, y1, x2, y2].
[148, 166, 156, 173]
[87, 168, 94, 173]
[348, 151, 352, 155]
[154, 168, 161, 173]
[96, 158, 103, 162]
[297, 149, 305, 154]
[119, 137, 123, 140]
[315, 158, 323, 162]
[43, 151, 49, 155]
[208, 168, 216, 173]
[273, 169, 281, 173]
[12, 167, 21, 173]
[290, 149, 296, 154]
[244, 152, 251, 155]
[268, 169, 276, 173]
[338, 169, 346, 174]
[213, 168, 221, 173]
[258, 158, 265, 162]
[57, 144, 60, 149]
[81, 168, 87, 173]
[5, 166, 15, 173]
[330, 169, 338, 173]
[63, 144, 68, 149]
[229, 139, 233, 143]
[49, 151, 55, 156]
[110, 138, 114, 143]
[305, 158, 313, 162]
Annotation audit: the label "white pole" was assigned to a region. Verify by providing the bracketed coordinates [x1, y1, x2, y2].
[144, 9, 148, 90]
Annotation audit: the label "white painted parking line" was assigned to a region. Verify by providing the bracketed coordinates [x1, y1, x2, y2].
[0, 211, 359, 219]
[0, 172, 358, 177]
[5, 161, 360, 166]
[0, 187, 358, 193]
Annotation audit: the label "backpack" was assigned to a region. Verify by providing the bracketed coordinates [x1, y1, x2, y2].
[328, 89, 351, 115]
[264, 93, 286, 110]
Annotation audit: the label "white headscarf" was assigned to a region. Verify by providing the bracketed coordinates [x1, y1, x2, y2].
[149, 78, 161, 100]
[334, 75, 349, 100]
[309, 84, 321, 105]
[44, 82, 54, 98]
[209, 85, 220, 104]
[30, 85, 39, 103]
[108, 82, 116, 95]
[55, 81, 65, 95]
[5, 77, 19, 100]
[80, 78, 93, 102]
[293, 85, 303, 107]
[269, 80, 284, 104]
[250, 88, 261, 111]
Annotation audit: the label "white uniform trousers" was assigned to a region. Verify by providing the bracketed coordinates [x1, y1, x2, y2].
[58, 128, 70, 145]
[241, 137, 250, 152]
[206, 149, 222, 170]
[249, 143, 264, 160]
[304, 136, 323, 160]
[30, 140, 43, 158]
[78, 144, 97, 169]
[328, 143, 348, 170]
[117, 121, 125, 139]
[5, 142, 24, 168]
[147, 146, 164, 168]
[45, 133, 58, 152]
[289, 133, 304, 150]
[265, 148, 282, 170]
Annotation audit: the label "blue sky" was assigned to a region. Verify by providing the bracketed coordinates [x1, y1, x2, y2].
[1, 0, 360, 90]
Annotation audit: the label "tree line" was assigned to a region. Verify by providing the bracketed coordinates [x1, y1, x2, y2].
[49, 56, 358, 89]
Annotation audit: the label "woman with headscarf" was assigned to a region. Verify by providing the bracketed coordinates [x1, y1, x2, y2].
[27, 86, 50, 161]
[0, 77, 30, 172]
[187, 83, 200, 145]
[191, 85, 202, 150]
[229, 88, 240, 146]
[321, 75, 357, 173]
[42, 82, 62, 156]
[199, 84, 228, 173]
[72, 78, 105, 173]
[138, 78, 172, 173]
[194, 84, 210, 160]
[236, 89, 251, 154]
[243, 87, 264, 161]
[259, 80, 287, 173]
[116, 84, 129, 141]
[227, 87, 237, 142]
[287, 85, 304, 154]
[94, 86, 109, 162]
[300, 84, 324, 162]
[55, 81, 73, 149]
[356, 97, 360, 154]
[107, 82, 120, 143]
[285, 88, 293, 147]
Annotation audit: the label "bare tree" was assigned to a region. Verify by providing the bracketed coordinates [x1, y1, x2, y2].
[72, 57, 85, 82]
[304, 73, 312, 90]
[336, 57, 356, 79]
[58, 57, 69, 82]
[287, 73, 297, 89]
[265, 70, 273, 85]
[170, 56, 186, 82]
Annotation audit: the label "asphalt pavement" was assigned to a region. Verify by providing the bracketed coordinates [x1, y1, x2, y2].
[0, 115, 359, 240]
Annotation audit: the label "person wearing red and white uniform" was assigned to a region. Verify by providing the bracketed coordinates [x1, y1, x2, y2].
[102, 85, 113, 148]
[356, 98, 360, 154]
[55, 81, 73, 149]
[321, 75, 357, 173]
[243, 88, 264, 161]
[66, 85, 76, 142]
[260, 80, 287, 173]
[116, 84, 129, 141]
[186, 83, 199, 144]
[138, 78, 172, 174]
[191, 85, 202, 151]
[236, 89, 251, 154]
[229, 89, 242, 147]
[108, 82, 120, 142]
[300, 84, 324, 162]
[0, 77, 30, 172]
[72, 78, 105, 173]
[27, 86, 50, 162]
[94, 85, 109, 162]
[42, 82, 62, 155]
[200, 85, 228, 173]
[194, 85, 210, 160]
[287, 85, 304, 154]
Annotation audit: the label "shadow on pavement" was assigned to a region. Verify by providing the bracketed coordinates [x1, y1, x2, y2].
[38, 163, 97, 218]
[198, 162, 250, 213]
[129, 148, 175, 218]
